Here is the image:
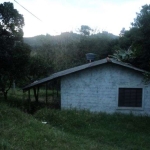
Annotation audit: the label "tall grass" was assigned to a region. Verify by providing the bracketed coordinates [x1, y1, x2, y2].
[0, 103, 119, 150]
[35, 108, 150, 150]
[1, 90, 150, 149]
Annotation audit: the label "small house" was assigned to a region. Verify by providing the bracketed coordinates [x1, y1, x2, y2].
[23, 58, 150, 115]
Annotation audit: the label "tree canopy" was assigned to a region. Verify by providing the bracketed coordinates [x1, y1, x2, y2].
[112, 4, 150, 71]
[0, 2, 24, 40]
[0, 2, 30, 99]
[131, 4, 150, 70]
[79, 25, 93, 36]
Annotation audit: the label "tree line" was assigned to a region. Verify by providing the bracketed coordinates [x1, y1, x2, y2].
[25, 30, 117, 72]
[0, 2, 150, 99]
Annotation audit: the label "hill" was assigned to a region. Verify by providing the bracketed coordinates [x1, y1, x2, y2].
[23, 32, 81, 48]
[23, 32, 118, 48]
[23, 32, 118, 72]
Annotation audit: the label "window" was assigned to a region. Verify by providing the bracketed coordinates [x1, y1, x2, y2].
[118, 88, 142, 107]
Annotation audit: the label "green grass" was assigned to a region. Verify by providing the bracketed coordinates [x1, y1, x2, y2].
[0, 103, 120, 150]
[34, 108, 150, 150]
[1, 90, 150, 150]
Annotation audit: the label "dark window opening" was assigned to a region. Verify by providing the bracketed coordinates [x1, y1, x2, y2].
[118, 88, 142, 107]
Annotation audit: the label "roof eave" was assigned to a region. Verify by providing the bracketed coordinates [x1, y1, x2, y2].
[22, 58, 148, 91]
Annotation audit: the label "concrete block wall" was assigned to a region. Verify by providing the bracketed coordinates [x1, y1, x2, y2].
[61, 63, 150, 115]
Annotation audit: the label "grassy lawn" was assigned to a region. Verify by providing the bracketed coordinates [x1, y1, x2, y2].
[0, 103, 119, 150]
[34, 109, 150, 150]
[0, 90, 150, 150]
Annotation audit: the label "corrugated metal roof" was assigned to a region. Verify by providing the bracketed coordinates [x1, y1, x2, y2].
[22, 58, 147, 91]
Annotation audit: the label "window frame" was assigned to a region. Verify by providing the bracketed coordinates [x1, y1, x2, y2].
[117, 87, 144, 110]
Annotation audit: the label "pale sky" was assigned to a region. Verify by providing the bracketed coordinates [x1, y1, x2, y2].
[0, 0, 149, 37]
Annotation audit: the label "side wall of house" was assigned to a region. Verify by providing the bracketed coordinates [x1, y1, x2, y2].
[61, 63, 150, 115]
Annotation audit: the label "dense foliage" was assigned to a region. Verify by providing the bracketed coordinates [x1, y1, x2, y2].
[1, 99, 150, 150]
[24, 31, 117, 72]
[24, 4, 150, 76]
[0, 2, 31, 99]
[113, 4, 150, 71]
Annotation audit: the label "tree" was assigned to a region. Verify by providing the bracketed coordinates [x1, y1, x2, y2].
[114, 4, 150, 70]
[130, 4, 150, 70]
[0, 2, 30, 100]
[131, 4, 150, 29]
[76, 31, 117, 64]
[27, 54, 53, 82]
[79, 25, 93, 36]
[119, 28, 126, 37]
[0, 42, 31, 100]
[0, 2, 24, 40]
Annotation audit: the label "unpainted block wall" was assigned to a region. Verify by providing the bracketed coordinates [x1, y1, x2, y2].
[61, 63, 150, 115]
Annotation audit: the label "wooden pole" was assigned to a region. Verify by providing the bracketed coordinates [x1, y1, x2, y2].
[33, 87, 37, 102]
[28, 89, 31, 102]
[33, 87, 39, 103]
[46, 83, 48, 104]
[53, 82, 54, 101]
[37, 86, 39, 102]
[28, 89, 31, 112]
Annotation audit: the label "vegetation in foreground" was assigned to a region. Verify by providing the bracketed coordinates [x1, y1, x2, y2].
[1, 96, 150, 150]
[0, 103, 120, 150]
[34, 109, 150, 150]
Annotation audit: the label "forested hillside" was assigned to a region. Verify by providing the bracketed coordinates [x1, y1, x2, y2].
[24, 31, 118, 73]
[23, 2, 150, 83]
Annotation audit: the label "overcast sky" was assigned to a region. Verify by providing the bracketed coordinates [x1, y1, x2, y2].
[0, 0, 149, 37]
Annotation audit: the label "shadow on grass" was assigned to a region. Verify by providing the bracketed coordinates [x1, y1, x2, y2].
[0, 94, 60, 114]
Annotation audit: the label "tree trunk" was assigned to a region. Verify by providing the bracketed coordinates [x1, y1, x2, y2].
[12, 80, 16, 94]
[3, 91, 8, 100]
[33, 87, 39, 103]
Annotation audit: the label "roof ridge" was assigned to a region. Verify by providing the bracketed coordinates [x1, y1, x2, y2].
[23, 57, 147, 91]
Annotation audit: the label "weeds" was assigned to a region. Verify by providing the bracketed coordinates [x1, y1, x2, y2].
[0, 104, 119, 150]
[35, 108, 150, 150]
[0, 90, 150, 149]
